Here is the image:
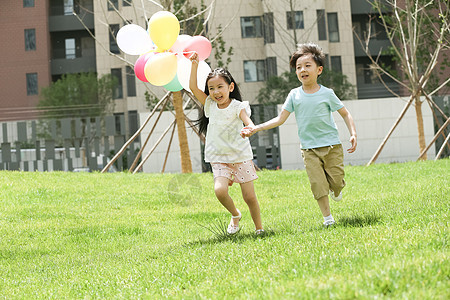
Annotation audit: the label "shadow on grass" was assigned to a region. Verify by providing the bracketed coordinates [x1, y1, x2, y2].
[337, 213, 382, 227]
[184, 220, 276, 247]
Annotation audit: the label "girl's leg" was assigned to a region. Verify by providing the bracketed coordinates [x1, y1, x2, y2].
[214, 176, 240, 226]
[316, 195, 331, 217]
[240, 181, 263, 230]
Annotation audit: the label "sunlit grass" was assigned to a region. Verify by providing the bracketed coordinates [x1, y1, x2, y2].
[0, 159, 448, 299]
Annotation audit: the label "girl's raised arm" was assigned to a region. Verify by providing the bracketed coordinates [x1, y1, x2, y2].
[189, 53, 207, 105]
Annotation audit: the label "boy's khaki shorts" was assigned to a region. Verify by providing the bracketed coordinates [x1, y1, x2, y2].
[301, 144, 346, 200]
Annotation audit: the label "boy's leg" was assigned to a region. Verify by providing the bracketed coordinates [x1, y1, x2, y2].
[302, 148, 330, 200]
[316, 195, 331, 217]
[302, 148, 335, 224]
[240, 181, 263, 230]
[324, 144, 346, 197]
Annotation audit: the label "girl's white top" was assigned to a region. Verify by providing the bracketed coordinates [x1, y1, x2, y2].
[204, 96, 254, 163]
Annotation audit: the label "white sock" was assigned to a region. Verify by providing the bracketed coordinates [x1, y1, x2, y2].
[324, 214, 334, 222]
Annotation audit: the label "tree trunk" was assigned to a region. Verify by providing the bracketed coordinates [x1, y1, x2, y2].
[173, 91, 192, 173]
[414, 95, 427, 160]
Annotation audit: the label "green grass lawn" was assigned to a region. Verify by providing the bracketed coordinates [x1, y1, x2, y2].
[0, 159, 448, 299]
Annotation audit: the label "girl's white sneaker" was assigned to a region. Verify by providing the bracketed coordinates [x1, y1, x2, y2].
[227, 209, 241, 234]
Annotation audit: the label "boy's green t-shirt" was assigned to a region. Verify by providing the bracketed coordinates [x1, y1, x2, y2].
[282, 85, 344, 149]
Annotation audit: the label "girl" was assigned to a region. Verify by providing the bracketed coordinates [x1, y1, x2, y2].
[189, 52, 264, 235]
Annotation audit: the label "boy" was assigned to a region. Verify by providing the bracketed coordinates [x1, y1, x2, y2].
[241, 43, 357, 227]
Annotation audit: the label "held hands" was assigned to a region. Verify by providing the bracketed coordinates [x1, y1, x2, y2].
[347, 135, 357, 153]
[240, 125, 257, 138]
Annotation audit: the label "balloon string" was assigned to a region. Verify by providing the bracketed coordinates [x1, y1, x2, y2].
[181, 50, 197, 58]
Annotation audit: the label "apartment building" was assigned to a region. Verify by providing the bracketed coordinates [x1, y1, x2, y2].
[0, 0, 399, 123]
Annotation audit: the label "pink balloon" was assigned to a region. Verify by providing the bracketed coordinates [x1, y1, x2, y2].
[134, 52, 155, 82]
[170, 34, 192, 55]
[182, 36, 212, 61]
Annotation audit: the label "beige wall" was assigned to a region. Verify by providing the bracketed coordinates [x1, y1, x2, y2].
[279, 97, 436, 170]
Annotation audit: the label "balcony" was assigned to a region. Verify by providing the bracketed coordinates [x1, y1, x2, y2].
[51, 56, 96, 75]
[49, 0, 94, 32]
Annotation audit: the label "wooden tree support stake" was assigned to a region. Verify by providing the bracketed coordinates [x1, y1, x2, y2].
[129, 94, 171, 172]
[417, 117, 450, 161]
[367, 95, 415, 166]
[435, 133, 450, 160]
[161, 123, 177, 173]
[101, 92, 171, 173]
[133, 120, 176, 174]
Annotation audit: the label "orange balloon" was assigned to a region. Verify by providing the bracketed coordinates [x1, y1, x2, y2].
[144, 52, 177, 86]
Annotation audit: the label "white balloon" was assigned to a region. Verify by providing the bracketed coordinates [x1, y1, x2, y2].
[116, 24, 154, 55]
[176, 56, 192, 92]
[177, 57, 211, 93]
[197, 61, 212, 91]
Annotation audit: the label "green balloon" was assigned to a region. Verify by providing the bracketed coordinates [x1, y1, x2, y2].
[164, 74, 183, 92]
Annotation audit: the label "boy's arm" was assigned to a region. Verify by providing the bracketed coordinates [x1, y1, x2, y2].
[241, 109, 291, 137]
[337, 107, 357, 153]
[189, 53, 207, 105]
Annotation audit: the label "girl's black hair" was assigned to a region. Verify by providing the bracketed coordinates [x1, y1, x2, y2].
[197, 68, 243, 135]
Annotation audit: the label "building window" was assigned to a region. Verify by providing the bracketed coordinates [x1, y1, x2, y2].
[128, 110, 139, 139]
[263, 13, 275, 44]
[317, 10, 327, 40]
[109, 24, 120, 54]
[114, 113, 124, 134]
[240, 16, 263, 38]
[371, 19, 388, 40]
[26, 73, 38, 95]
[108, 0, 119, 11]
[25, 29, 36, 51]
[126, 66, 136, 97]
[266, 57, 277, 79]
[23, 0, 34, 7]
[330, 56, 342, 73]
[244, 60, 265, 82]
[64, 0, 74, 15]
[287, 11, 304, 30]
[327, 13, 340, 42]
[65, 38, 76, 59]
[111, 68, 123, 99]
[123, 0, 132, 6]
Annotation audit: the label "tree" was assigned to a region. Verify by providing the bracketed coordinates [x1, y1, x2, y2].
[257, 70, 355, 106]
[38, 72, 116, 119]
[357, 0, 450, 164]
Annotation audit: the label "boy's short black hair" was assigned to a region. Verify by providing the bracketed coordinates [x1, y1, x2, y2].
[289, 43, 326, 69]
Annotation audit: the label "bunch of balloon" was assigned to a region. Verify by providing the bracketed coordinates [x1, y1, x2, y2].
[116, 11, 212, 93]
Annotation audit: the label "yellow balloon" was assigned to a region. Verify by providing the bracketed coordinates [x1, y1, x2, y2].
[144, 52, 177, 86]
[148, 11, 180, 51]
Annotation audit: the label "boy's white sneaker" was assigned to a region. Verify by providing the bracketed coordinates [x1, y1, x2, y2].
[323, 219, 336, 227]
[329, 190, 342, 201]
